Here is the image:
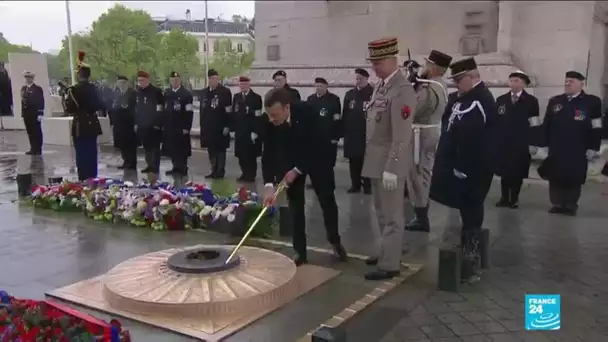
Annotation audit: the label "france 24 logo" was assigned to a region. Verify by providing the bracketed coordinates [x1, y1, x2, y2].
[525, 294, 561, 330]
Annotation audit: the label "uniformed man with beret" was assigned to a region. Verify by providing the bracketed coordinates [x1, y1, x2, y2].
[200, 69, 232, 179]
[21, 71, 45, 155]
[135, 70, 165, 179]
[404, 50, 452, 232]
[493, 70, 540, 209]
[0, 62, 12, 117]
[306, 77, 342, 168]
[362, 37, 417, 281]
[111, 75, 138, 170]
[272, 70, 301, 102]
[163, 71, 194, 176]
[343, 68, 374, 194]
[63, 52, 104, 181]
[537, 71, 602, 216]
[232, 76, 263, 182]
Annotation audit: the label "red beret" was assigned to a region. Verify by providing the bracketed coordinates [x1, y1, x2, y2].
[137, 71, 149, 78]
[239, 76, 250, 82]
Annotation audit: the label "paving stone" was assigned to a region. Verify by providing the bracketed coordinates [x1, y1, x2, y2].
[473, 320, 507, 334]
[485, 333, 524, 342]
[420, 325, 455, 339]
[446, 322, 481, 336]
[436, 313, 466, 324]
[514, 332, 551, 342]
[498, 319, 525, 332]
[460, 311, 494, 323]
[486, 309, 518, 321]
[410, 314, 441, 326]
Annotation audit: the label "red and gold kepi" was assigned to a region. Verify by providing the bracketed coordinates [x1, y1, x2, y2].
[367, 37, 399, 60]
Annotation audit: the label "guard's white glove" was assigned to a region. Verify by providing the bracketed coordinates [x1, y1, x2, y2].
[330, 140, 338, 145]
[251, 132, 258, 142]
[134, 125, 137, 132]
[537, 147, 549, 159]
[37, 116, 42, 122]
[223, 127, 230, 136]
[586, 149, 598, 161]
[382, 171, 398, 191]
[453, 169, 467, 179]
[528, 146, 538, 155]
[182, 129, 189, 134]
[229, 131, 235, 139]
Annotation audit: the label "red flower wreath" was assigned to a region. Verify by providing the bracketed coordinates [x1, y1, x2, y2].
[401, 105, 411, 119]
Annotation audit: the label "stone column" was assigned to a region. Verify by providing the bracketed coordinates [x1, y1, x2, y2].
[496, 1, 514, 56]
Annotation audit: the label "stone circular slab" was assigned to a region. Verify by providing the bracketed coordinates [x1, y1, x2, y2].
[102, 245, 298, 317]
[167, 247, 241, 274]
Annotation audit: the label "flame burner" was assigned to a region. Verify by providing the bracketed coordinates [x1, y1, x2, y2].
[167, 247, 241, 274]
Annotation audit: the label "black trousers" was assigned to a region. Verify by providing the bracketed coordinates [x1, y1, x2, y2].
[23, 117, 43, 152]
[500, 177, 523, 203]
[286, 168, 340, 256]
[208, 148, 226, 177]
[549, 182, 581, 210]
[140, 129, 161, 173]
[348, 157, 371, 190]
[238, 155, 257, 180]
[460, 203, 484, 233]
[171, 155, 188, 174]
[120, 145, 137, 169]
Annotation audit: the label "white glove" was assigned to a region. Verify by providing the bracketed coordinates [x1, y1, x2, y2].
[251, 132, 258, 142]
[223, 127, 230, 136]
[134, 125, 137, 132]
[453, 169, 467, 179]
[330, 140, 338, 144]
[537, 147, 549, 159]
[182, 129, 189, 134]
[37, 116, 42, 122]
[381, 171, 398, 191]
[528, 146, 538, 155]
[586, 149, 598, 161]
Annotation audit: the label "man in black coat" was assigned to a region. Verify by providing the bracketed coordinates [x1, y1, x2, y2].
[231, 76, 263, 182]
[537, 71, 602, 216]
[163, 71, 194, 176]
[0, 62, 12, 117]
[343, 68, 374, 194]
[110, 75, 138, 170]
[262, 88, 347, 266]
[200, 69, 232, 179]
[135, 71, 165, 179]
[272, 70, 300, 102]
[20, 71, 45, 155]
[493, 71, 540, 208]
[306, 77, 342, 171]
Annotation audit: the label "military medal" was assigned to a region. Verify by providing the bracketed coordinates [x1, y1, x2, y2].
[211, 95, 218, 109]
[363, 101, 369, 111]
[246, 106, 249, 113]
[553, 104, 562, 113]
[349, 100, 355, 109]
[498, 105, 506, 115]
[320, 108, 327, 117]
[401, 105, 411, 120]
[235, 103, 239, 112]
[173, 101, 181, 111]
[574, 109, 585, 121]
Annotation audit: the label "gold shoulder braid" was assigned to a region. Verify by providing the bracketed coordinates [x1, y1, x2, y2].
[65, 87, 82, 137]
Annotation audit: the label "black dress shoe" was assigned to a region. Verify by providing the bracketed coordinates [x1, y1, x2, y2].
[25, 150, 33, 155]
[365, 257, 378, 266]
[332, 244, 348, 262]
[347, 187, 361, 194]
[364, 269, 400, 281]
[205, 173, 216, 179]
[495, 199, 510, 207]
[293, 254, 308, 266]
[141, 166, 151, 173]
[548, 206, 564, 214]
[563, 208, 577, 216]
[165, 168, 178, 176]
[117, 164, 126, 170]
[363, 187, 372, 195]
[509, 202, 519, 209]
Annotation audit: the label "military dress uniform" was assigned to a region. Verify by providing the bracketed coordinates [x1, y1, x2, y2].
[362, 38, 417, 280]
[21, 71, 45, 155]
[405, 50, 452, 232]
[537, 71, 602, 215]
[232, 76, 263, 182]
[493, 71, 540, 208]
[163, 72, 194, 176]
[343, 69, 374, 194]
[135, 71, 165, 175]
[306, 77, 342, 167]
[199, 69, 232, 179]
[0, 63, 12, 116]
[110, 76, 138, 169]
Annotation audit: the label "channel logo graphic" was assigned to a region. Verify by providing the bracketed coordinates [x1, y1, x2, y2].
[525, 294, 561, 330]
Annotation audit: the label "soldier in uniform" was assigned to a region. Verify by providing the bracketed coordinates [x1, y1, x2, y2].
[110, 75, 138, 170]
[21, 71, 45, 155]
[537, 71, 602, 216]
[163, 71, 194, 176]
[306, 77, 342, 168]
[404, 50, 452, 232]
[494, 71, 540, 208]
[135, 70, 165, 179]
[0, 62, 12, 117]
[429, 57, 497, 279]
[362, 37, 417, 281]
[200, 69, 232, 179]
[273, 70, 301, 102]
[64, 52, 104, 181]
[232, 76, 263, 182]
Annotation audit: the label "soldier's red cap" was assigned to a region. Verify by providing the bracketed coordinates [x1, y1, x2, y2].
[367, 37, 399, 60]
[137, 71, 149, 78]
[239, 76, 250, 82]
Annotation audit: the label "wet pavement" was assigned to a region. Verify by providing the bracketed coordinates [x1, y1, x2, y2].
[1, 130, 608, 341]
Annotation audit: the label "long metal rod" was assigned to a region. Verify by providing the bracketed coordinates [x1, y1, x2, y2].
[204, 0, 210, 88]
[225, 183, 287, 264]
[65, 0, 76, 85]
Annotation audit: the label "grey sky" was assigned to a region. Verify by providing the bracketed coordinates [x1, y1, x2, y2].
[0, 1, 255, 53]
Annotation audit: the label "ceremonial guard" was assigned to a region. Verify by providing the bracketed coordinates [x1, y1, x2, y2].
[231, 76, 263, 182]
[343, 68, 374, 194]
[429, 57, 497, 279]
[494, 71, 540, 208]
[135, 71, 164, 178]
[21, 71, 45, 155]
[64, 52, 104, 181]
[162, 72, 194, 176]
[0, 62, 12, 116]
[261, 88, 347, 266]
[537, 71, 602, 216]
[362, 37, 417, 281]
[110, 76, 138, 170]
[403, 50, 452, 232]
[306, 77, 342, 168]
[200, 69, 232, 179]
[272, 70, 301, 102]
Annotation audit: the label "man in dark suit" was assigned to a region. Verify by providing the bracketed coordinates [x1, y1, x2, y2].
[21, 71, 45, 155]
[262, 88, 347, 266]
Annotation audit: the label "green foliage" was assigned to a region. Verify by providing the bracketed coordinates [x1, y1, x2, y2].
[158, 28, 202, 85]
[45, 53, 63, 81]
[0, 40, 37, 63]
[209, 38, 254, 79]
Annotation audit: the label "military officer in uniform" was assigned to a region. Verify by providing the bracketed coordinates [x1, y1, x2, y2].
[273, 70, 301, 102]
[200, 69, 232, 179]
[362, 37, 417, 281]
[232, 76, 263, 182]
[110, 75, 138, 170]
[21, 71, 45, 155]
[404, 50, 452, 232]
[0, 62, 12, 117]
[494, 71, 540, 208]
[537, 71, 602, 216]
[343, 68, 374, 194]
[135, 70, 165, 179]
[64, 52, 104, 181]
[163, 71, 194, 176]
[306, 77, 342, 168]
